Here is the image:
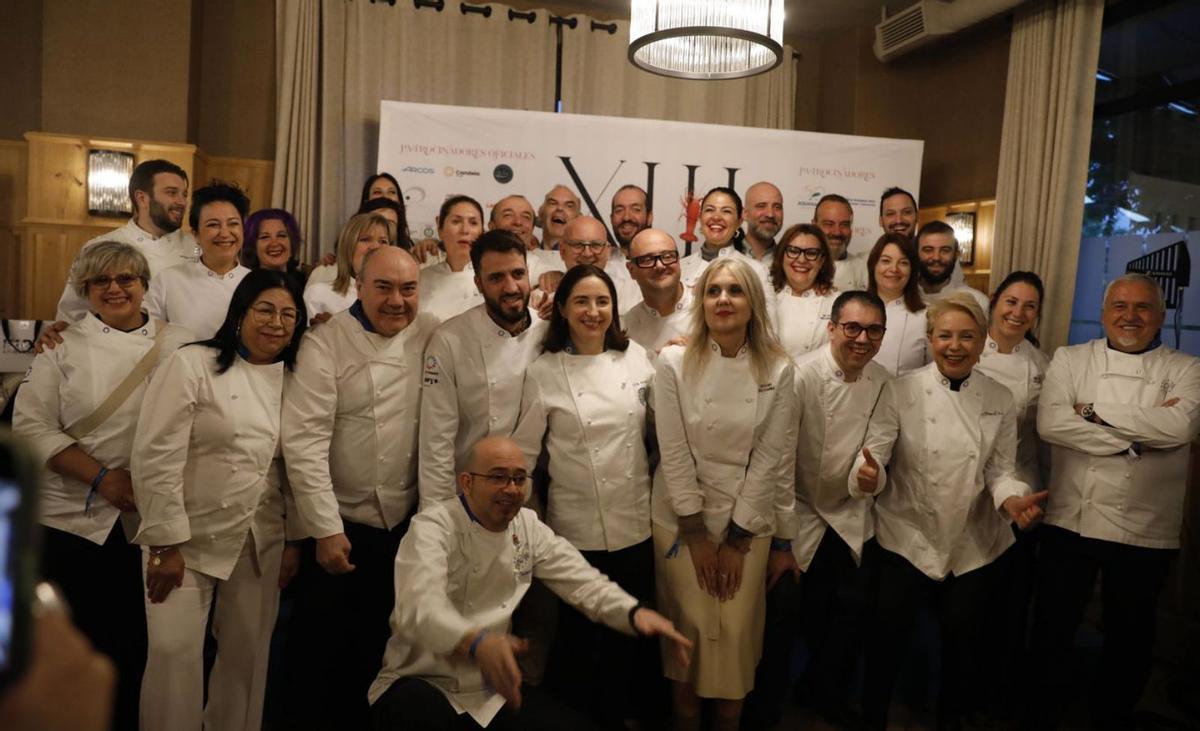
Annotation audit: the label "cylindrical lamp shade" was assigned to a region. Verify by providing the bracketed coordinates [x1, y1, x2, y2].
[629, 0, 784, 80]
[87, 150, 135, 217]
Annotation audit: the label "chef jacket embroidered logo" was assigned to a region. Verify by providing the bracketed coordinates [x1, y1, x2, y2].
[512, 533, 532, 576]
[423, 355, 441, 386]
[757, 383, 775, 393]
[637, 383, 649, 405]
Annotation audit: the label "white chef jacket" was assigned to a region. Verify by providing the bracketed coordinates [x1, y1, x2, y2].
[511, 344, 655, 551]
[144, 260, 250, 339]
[774, 286, 837, 360]
[132, 346, 290, 580]
[369, 500, 638, 726]
[622, 287, 694, 359]
[922, 282, 989, 313]
[419, 261, 483, 323]
[976, 336, 1050, 489]
[418, 306, 549, 508]
[679, 247, 772, 298]
[282, 308, 439, 537]
[872, 298, 929, 376]
[56, 220, 198, 322]
[832, 252, 869, 292]
[526, 248, 563, 285]
[651, 343, 798, 539]
[13, 315, 193, 544]
[1037, 340, 1200, 549]
[790, 346, 890, 570]
[604, 257, 645, 312]
[307, 263, 336, 286]
[303, 279, 357, 320]
[850, 363, 1029, 579]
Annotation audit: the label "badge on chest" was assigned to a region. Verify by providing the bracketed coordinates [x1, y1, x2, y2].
[512, 530, 532, 576]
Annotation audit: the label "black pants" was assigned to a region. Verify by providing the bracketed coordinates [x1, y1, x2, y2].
[41, 521, 145, 731]
[1022, 525, 1176, 730]
[861, 540, 995, 731]
[372, 675, 601, 731]
[801, 529, 872, 710]
[544, 538, 661, 728]
[981, 525, 1039, 718]
[743, 562, 802, 728]
[284, 518, 408, 730]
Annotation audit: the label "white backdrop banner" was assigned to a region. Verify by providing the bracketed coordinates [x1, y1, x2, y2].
[379, 101, 924, 256]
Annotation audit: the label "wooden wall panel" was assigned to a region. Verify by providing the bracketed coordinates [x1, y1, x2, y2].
[0, 140, 28, 225]
[16, 225, 110, 320]
[199, 156, 275, 212]
[919, 199, 996, 295]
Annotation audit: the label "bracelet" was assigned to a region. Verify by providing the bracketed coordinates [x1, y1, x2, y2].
[148, 546, 176, 556]
[770, 538, 793, 552]
[628, 602, 646, 635]
[85, 467, 108, 517]
[468, 630, 487, 659]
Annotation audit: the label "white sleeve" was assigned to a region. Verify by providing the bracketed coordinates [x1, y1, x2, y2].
[131, 349, 200, 546]
[281, 333, 344, 538]
[55, 280, 90, 323]
[392, 510, 476, 655]
[12, 351, 75, 465]
[509, 368, 548, 474]
[418, 330, 463, 509]
[984, 396, 1032, 511]
[531, 518, 638, 635]
[1037, 349, 1132, 455]
[849, 379, 899, 499]
[1093, 359, 1200, 448]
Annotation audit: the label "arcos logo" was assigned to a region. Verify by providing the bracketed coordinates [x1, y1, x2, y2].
[401, 166, 435, 174]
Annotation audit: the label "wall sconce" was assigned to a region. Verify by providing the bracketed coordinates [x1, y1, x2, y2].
[87, 149, 135, 217]
[947, 211, 976, 266]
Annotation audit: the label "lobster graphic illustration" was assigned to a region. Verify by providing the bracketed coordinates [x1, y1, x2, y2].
[679, 190, 701, 244]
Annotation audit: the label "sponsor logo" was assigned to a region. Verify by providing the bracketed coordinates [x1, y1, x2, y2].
[423, 355, 441, 386]
[443, 166, 482, 178]
[494, 164, 514, 184]
[401, 165, 435, 175]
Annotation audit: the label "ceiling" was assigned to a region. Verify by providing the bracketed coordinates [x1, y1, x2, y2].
[506, 0, 894, 39]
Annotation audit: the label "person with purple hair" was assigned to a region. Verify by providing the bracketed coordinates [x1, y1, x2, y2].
[242, 208, 308, 298]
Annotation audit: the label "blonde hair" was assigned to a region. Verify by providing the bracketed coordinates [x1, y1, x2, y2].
[683, 258, 788, 383]
[71, 241, 150, 297]
[333, 213, 397, 295]
[925, 291, 987, 335]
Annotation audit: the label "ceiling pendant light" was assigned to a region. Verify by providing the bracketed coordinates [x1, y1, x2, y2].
[628, 0, 785, 80]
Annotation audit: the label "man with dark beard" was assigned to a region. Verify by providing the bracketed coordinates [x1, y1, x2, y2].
[609, 184, 653, 259]
[55, 159, 197, 322]
[743, 181, 784, 263]
[915, 220, 988, 310]
[417, 229, 548, 507]
[814, 193, 868, 291]
[878, 187, 918, 240]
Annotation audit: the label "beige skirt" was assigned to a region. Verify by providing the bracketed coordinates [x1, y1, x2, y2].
[652, 522, 770, 700]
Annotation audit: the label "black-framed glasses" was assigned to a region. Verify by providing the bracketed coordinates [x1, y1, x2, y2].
[833, 321, 886, 341]
[565, 240, 607, 254]
[468, 472, 528, 488]
[631, 251, 680, 268]
[88, 273, 141, 290]
[782, 245, 823, 261]
[249, 303, 299, 327]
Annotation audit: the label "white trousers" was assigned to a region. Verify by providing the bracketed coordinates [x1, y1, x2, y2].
[140, 533, 282, 731]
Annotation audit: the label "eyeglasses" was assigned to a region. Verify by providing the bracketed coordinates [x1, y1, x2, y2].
[468, 472, 528, 488]
[565, 240, 607, 254]
[249, 303, 299, 327]
[88, 274, 141, 290]
[631, 251, 680, 268]
[782, 245, 824, 261]
[834, 321, 886, 341]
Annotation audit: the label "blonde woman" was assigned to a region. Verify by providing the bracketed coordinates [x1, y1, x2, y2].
[302, 213, 397, 320]
[849, 291, 1048, 730]
[652, 257, 798, 731]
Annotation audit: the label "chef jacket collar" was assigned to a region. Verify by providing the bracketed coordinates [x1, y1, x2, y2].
[459, 493, 481, 524]
[349, 300, 377, 333]
[1105, 337, 1161, 356]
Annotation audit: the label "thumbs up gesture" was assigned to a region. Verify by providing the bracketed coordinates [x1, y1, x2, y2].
[855, 447, 881, 496]
[1003, 490, 1049, 531]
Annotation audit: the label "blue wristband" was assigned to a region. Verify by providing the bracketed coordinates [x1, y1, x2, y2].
[468, 630, 487, 659]
[86, 467, 109, 516]
[770, 538, 792, 552]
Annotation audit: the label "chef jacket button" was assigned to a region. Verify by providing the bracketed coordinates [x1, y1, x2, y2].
[706, 424, 713, 430]
[593, 447, 599, 453]
[1117, 504, 1124, 511]
[500, 603, 506, 609]
[490, 416, 497, 423]
[102, 327, 110, 333]
[602, 478, 607, 483]
[466, 601, 473, 608]
[232, 394, 239, 400]
[705, 398, 712, 404]
[968, 453, 976, 460]
[587, 420, 593, 425]
[220, 501, 229, 508]
[925, 389, 932, 395]
[472, 567, 479, 573]
[745, 398, 753, 403]
[232, 466, 239, 472]
[1124, 473, 1130, 479]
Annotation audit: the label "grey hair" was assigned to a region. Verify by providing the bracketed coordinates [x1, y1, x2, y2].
[925, 291, 986, 336]
[71, 241, 151, 297]
[1103, 273, 1165, 313]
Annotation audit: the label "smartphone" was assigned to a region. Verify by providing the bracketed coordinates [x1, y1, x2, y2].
[0, 430, 40, 693]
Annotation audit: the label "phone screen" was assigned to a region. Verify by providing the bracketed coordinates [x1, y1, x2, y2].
[0, 434, 38, 692]
[0, 477, 18, 672]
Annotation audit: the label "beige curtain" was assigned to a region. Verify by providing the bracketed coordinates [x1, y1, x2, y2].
[560, 16, 797, 129]
[991, 0, 1104, 350]
[271, 0, 321, 260]
[316, 1, 556, 252]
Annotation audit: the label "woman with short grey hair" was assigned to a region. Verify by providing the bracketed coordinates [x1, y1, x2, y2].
[14, 240, 193, 730]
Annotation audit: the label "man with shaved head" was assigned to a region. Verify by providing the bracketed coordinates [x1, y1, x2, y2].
[282, 246, 440, 727]
[537, 184, 581, 252]
[370, 436, 692, 730]
[743, 182, 785, 263]
[622, 228, 691, 357]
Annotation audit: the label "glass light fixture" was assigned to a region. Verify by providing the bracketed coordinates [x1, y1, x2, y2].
[87, 149, 136, 217]
[629, 0, 785, 80]
[947, 211, 977, 265]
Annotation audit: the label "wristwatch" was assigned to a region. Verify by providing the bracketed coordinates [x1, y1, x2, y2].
[1080, 403, 1096, 422]
[149, 545, 175, 567]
